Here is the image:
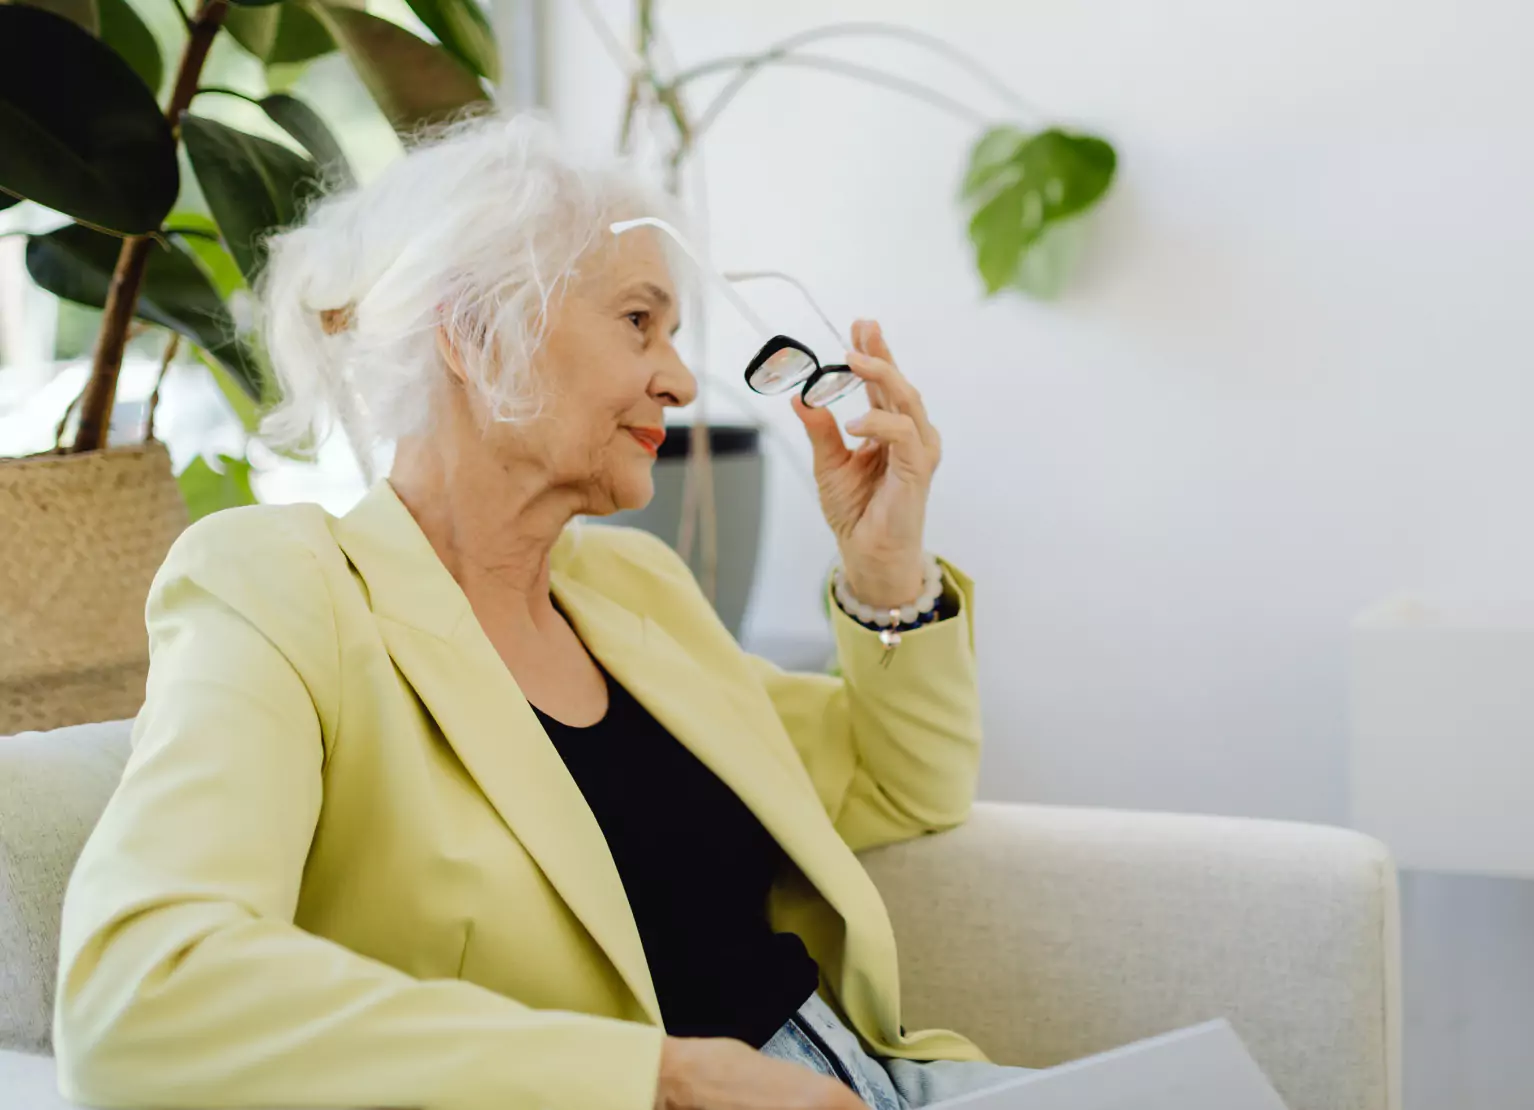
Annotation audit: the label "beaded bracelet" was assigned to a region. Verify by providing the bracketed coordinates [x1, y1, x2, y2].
[832, 556, 946, 665]
[832, 555, 945, 628]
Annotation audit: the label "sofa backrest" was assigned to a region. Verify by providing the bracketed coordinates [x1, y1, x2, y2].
[0, 720, 132, 1053]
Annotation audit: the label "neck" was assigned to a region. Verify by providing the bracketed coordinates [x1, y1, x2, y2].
[388, 434, 582, 622]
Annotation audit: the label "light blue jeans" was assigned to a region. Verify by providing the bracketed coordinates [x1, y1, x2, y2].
[760, 992, 1030, 1109]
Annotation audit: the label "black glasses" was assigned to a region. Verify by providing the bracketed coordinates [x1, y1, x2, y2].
[723, 269, 864, 408]
[608, 219, 865, 409]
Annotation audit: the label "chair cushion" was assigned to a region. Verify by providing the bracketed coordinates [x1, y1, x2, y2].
[0, 720, 131, 1053]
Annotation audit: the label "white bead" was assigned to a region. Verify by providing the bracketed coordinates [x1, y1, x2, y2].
[832, 554, 945, 627]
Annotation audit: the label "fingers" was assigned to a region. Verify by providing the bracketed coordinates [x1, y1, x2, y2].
[846, 349, 922, 417]
[844, 409, 938, 475]
[849, 319, 899, 413]
[843, 355, 936, 455]
[792, 394, 851, 471]
[846, 318, 921, 403]
[854, 318, 896, 364]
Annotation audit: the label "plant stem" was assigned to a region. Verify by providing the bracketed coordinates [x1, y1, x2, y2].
[617, 0, 651, 154]
[72, 0, 229, 453]
[146, 333, 181, 441]
[688, 53, 985, 148]
[618, 76, 641, 153]
[671, 22, 1040, 117]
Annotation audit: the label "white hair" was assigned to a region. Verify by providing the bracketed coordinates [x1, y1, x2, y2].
[257, 112, 683, 460]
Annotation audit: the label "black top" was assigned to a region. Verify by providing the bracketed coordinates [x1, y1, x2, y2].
[530, 666, 821, 1047]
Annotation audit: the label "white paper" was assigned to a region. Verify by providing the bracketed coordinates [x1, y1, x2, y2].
[927, 1020, 1290, 1110]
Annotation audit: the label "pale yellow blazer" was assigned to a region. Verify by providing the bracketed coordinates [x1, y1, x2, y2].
[54, 481, 987, 1110]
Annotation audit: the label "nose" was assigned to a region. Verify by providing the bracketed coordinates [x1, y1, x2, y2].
[651, 343, 698, 408]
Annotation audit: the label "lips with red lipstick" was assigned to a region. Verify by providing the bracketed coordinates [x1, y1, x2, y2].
[625, 426, 666, 456]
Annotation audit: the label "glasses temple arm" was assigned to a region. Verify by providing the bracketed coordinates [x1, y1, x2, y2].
[609, 217, 776, 340]
[718, 269, 853, 353]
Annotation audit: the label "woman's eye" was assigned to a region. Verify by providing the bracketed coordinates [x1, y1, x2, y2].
[625, 310, 649, 331]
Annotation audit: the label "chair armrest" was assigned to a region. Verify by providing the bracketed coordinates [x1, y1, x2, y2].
[858, 802, 1402, 1110]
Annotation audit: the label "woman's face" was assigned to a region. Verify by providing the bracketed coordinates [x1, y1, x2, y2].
[468, 227, 696, 515]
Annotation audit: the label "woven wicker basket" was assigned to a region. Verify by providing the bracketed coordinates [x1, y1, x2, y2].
[0, 441, 187, 734]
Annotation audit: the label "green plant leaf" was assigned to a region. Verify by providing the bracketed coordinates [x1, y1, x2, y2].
[97, 0, 162, 95]
[225, 1, 340, 64]
[16, 0, 97, 34]
[178, 453, 257, 522]
[968, 186, 1030, 295]
[1011, 217, 1089, 300]
[1018, 130, 1117, 221]
[164, 210, 245, 297]
[182, 115, 324, 283]
[402, 0, 498, 81]
[0, 5, 178, 234]
[267, 4, 338, 63]
[25, 223, 265, 397]
[223, 2, 278, 57]
[259, 93, 355, 187]
[307, 3, 490, 134]
[960, 124, 1028, 200]
[961, 126, 1116, 297]
[196, 348, 263, 433]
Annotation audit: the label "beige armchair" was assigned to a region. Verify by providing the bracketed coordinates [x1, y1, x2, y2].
[1, 720, 1401, 1110]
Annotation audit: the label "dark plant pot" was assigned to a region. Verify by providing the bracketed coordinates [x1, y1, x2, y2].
[609, 424, 763, 636]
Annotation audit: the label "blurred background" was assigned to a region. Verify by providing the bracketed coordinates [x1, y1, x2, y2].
[3, 1, 1531, 1107]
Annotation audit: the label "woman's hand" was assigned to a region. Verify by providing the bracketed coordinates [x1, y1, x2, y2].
[654, 1036, 867, 1110]
[793, 319, 942, 610]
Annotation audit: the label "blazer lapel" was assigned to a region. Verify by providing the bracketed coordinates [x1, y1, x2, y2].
[553, 571, 904, 1042]
[333, 481, 902, 1045]
[332, 484, 662, 1027]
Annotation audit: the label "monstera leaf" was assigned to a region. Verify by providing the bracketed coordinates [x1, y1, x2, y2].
[961, 125, 1116, 297]
[0, 5, 178, 233]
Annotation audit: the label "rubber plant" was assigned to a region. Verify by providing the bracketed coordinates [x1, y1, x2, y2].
[0, 0, 496, 514]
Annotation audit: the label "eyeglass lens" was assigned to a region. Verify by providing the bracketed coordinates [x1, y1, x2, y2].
[802, 367, 864, 408]
[748, 346, 818, 395]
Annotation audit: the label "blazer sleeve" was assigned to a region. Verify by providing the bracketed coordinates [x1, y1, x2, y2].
[745, 561, 984, 854]
[53, 512, 663, 1110]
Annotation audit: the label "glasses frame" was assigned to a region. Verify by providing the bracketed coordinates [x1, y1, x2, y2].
[607, 217, 864, 408]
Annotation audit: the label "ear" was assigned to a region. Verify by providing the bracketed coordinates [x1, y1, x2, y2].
[434, 323, 470, 385]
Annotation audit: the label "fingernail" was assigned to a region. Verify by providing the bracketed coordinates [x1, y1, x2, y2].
[846, 416, 866, 433]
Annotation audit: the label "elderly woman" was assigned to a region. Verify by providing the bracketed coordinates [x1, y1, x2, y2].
[54, 116, 1026, 1110]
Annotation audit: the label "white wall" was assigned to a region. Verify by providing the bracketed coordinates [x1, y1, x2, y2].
[547, 0, 1534, 824]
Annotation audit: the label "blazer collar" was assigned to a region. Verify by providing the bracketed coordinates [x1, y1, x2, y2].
[330, 481, 899, 1038]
